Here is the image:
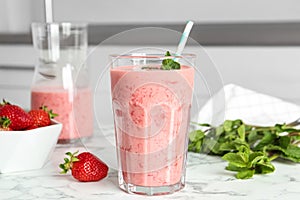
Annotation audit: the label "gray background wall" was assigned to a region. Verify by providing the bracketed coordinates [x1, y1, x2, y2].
[2, 0, 300, 33]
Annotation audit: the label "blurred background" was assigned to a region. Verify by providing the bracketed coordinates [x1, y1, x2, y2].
[1, 0, 300, 109]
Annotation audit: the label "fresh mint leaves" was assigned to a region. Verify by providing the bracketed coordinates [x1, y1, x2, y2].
[188, 119, 300, 179]
[161, 51, 181, 70]
[222, 145, 275, 179]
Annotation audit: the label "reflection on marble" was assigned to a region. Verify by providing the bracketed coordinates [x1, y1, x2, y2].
[1, 132, 300, 200]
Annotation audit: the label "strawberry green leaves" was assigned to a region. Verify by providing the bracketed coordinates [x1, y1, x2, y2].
[161, 51, 181, 70]
[188, 119, 300, 179]
[59, 151, 80, 174]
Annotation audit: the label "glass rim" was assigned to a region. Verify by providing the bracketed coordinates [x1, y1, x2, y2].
[110, 53, 196, 59]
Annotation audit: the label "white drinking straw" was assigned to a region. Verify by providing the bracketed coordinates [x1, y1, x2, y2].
[175, 20, 194, 57]
[45, 0, 53, 23]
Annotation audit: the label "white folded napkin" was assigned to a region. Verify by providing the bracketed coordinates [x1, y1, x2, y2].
[197, 84, 300, 126]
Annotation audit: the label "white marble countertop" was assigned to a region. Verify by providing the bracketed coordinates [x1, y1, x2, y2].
[1, 132, 300, 200]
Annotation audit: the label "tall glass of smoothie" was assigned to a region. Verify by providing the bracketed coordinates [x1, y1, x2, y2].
[30, 23, 93, 143]
[110, 52, 195, 195]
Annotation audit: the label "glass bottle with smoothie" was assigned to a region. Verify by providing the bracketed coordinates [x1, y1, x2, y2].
[110, 52, 195, 195]
[30, 23, 93, 143]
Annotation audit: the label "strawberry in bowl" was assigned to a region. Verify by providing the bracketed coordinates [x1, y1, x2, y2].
[28, 106, 58, 129]
[0, 100, 62, 173]
[0, 99, 34, 130]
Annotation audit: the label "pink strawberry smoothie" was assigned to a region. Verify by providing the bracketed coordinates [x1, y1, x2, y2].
[31, 87, 93, 142]
[111, 65, 194, 187]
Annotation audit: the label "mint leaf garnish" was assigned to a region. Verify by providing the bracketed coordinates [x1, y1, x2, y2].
[188, 119, 300, 179]
[161, 51, 181, 70]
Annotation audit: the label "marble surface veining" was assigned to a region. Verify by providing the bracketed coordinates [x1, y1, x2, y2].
[1, 130, 300, 200]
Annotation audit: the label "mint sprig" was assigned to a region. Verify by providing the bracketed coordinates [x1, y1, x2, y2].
[188, 119, 300, 179]
[161, 51, 181, 70]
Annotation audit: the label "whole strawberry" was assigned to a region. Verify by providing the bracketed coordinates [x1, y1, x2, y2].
[59, 151, 109, 182]
[28, 105, 58, 128]
[0, 100, 33, 130]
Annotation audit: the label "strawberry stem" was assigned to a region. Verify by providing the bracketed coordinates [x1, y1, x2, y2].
[40, 105, 58, 119]
[0, 117, 11, 128]
[0, 99, 11, 106]
[59, 151, 80, 174]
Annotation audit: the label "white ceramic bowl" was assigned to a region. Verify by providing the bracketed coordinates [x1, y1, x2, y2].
[0, 121, 62, 173]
